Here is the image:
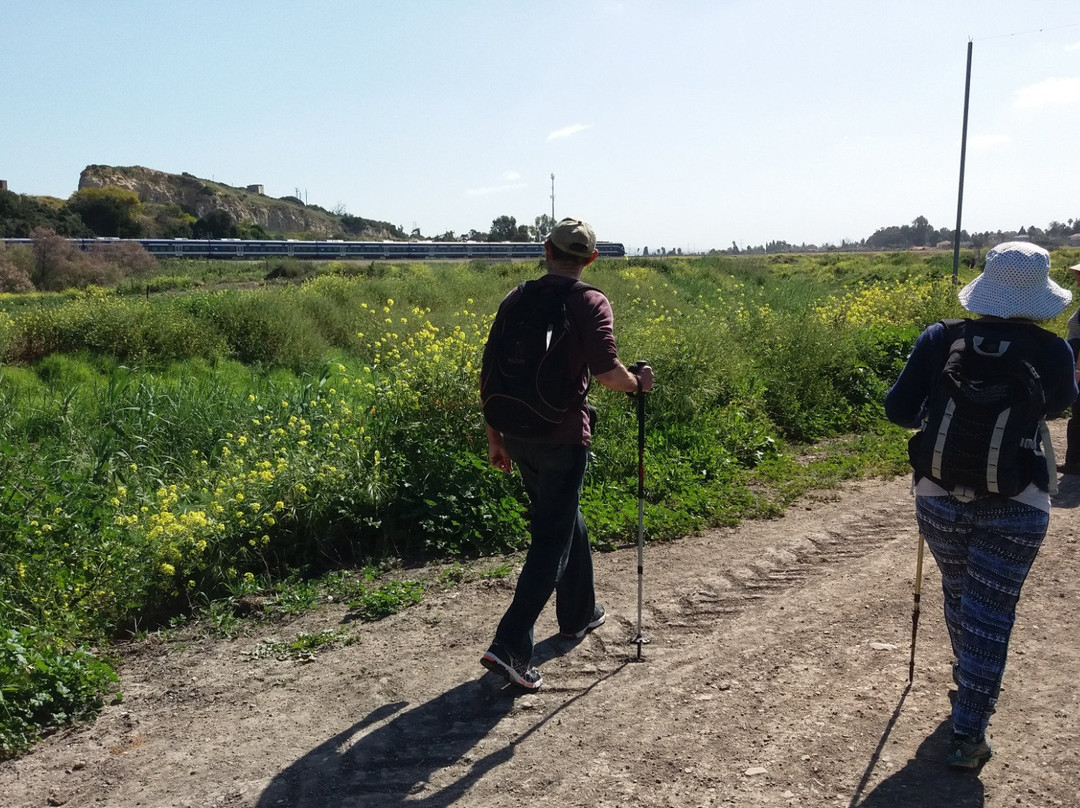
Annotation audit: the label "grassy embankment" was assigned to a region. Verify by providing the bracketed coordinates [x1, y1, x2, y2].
[3, 248, 1077, 757]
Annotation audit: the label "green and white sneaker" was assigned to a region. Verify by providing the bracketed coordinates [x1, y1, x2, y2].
[946, 734, 992, 769]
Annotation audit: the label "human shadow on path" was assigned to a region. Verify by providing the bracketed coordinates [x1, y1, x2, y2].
[1051, 472, 1080, 509]
[256, 635, 626, 808]
[851, 713, 985, 808]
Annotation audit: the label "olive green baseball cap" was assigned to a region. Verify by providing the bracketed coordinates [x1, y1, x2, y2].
[547, 217, 597, 258]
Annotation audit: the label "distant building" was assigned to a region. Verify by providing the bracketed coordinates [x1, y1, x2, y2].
[246, 184, 264, 195]
[1067, 233, 1080, 246]
[0, 179, 7, 191]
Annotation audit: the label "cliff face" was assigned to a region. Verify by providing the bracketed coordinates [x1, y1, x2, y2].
[78, 165, 396, 239]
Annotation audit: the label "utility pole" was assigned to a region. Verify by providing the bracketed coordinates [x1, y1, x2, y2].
[952, 39, 973, 285]
[550, 173, 555, 221]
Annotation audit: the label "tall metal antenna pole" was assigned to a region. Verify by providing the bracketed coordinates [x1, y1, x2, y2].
[550, 173, 555, 221]
[952, 40, 973, 285]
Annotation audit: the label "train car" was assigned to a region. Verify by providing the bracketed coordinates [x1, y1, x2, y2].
[1, 237, 627, 260]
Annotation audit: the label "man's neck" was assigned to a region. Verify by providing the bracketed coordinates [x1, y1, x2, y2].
[545, 262, 583, 281]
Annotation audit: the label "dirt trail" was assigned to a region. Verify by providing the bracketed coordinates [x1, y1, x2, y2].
[3, 422, 1080, 808]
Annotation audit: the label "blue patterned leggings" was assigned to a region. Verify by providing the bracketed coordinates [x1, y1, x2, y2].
[915, 494, 1048, 739]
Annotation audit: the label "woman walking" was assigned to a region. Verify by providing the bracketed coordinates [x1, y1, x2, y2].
[885, 242, 1077, 769]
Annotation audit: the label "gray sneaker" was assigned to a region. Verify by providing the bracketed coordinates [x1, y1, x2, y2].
[560, 604, 606, 639]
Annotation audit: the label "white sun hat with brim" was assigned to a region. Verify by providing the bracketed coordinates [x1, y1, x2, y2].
[958, 241, 1072, 321]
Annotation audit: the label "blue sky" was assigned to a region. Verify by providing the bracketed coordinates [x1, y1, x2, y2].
[3, 1, 1080, 253]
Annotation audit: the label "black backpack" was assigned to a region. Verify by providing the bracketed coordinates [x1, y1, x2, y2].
[480, 279, 597, 437]
[907, 318, 1056, 497]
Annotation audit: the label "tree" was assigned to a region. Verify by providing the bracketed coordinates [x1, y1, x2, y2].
[0, 190, 90, 237]
[865, 225, 909, 250]
[488, 215, 519, 242]
[531, 214, 556, 242]
[152, 203, 196, 238]
[30, 227, 79, 289]
[237, 221, 270, 240]
[192, 209, 239, 239]
[911, 215, 930, 247]
[0, 238, 34, 292]
[340, 214, 367, 236]
[66, 186, 144, 237]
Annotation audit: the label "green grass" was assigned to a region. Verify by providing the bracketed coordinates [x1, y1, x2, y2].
[247, 629, 355, 661]
[4, 249, 1076, 758]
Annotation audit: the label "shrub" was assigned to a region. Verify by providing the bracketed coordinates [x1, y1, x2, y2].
[0, 253, 1032, 757]
[89, 241, 156, 278]
[23, 230, 156, 292]
[0, 259, 33, 293]
[189, 289, 329, 369]
[0, 628, 117, 759]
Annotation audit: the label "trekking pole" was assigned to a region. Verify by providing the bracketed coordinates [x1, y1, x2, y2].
[628, 361, 649, 661]
[908, 532, 926, 683]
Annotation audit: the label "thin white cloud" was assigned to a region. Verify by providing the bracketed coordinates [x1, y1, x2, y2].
[465, 182, 528, 197]
[547, 123, 593, 141]
[1014, 77, 1080, 109]
[1066, 41, 1080, 52]
[970, 133, 1011, 149]
[501, 171, 521, 181]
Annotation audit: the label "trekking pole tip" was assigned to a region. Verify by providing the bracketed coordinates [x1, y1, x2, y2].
[630, 634, 650, 661]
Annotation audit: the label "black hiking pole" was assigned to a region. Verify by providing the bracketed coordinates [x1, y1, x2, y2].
[908, 532, 926, 683]
[628, 361, 649, 661]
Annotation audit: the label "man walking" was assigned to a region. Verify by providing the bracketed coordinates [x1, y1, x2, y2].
[480, 217, 654, 690]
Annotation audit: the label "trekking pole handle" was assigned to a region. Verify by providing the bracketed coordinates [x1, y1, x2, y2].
[627, 360, 648, 398]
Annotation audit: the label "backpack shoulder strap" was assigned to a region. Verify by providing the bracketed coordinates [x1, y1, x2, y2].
[558, 280, 600, 299]
[938, 317, 967, 335]
[1022, 321, 1064, 344]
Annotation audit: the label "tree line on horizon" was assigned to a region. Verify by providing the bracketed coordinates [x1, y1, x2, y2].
[712, 215, 1080, 256]
[4, 187, 1080, 255]
[0, 186, 405, 243]
[0, 187, 560, 246]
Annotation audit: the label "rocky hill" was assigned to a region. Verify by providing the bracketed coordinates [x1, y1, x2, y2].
[78, 165, 402, 240]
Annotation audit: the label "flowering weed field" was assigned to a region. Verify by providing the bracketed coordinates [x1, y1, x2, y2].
[2, 250, 1076, 757]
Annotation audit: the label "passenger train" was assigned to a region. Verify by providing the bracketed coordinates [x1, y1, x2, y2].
[0, 237, 626, 260]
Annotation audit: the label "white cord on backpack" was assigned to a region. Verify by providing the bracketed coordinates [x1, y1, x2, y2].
[1040, 419, 1059, 496]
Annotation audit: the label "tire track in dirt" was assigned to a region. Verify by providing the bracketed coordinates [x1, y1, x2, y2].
[373, 478, 927, 808]
[252, 485, 921, 804]
[4, 425, 1079, 807]
[632, 485, 917, 653]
